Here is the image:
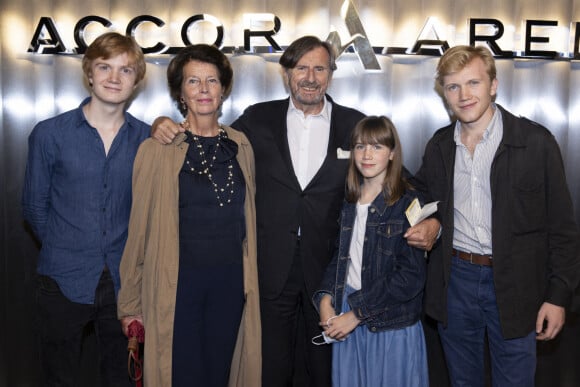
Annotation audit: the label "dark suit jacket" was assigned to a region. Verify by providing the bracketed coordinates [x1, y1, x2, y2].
[231, 96, 365, 299]
[412, 104, 580, 338]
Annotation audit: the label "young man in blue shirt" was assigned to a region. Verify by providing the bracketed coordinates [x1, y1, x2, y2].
[22, 32, 150, 386]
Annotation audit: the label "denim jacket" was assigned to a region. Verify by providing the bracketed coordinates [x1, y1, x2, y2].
[313, 190, 426, 332]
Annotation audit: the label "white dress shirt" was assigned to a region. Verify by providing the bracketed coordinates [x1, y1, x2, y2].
[287, 97, 332, 189]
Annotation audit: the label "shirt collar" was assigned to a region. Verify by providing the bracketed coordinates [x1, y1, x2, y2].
[367, 190, 390, 216]
[453, 103, 500, 144]
[74, 97, 92, 127]
[288, 95, 331, 121]
[76, 96, 135, 132]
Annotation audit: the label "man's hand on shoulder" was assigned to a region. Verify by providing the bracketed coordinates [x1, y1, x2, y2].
[151, 116, 184, 144]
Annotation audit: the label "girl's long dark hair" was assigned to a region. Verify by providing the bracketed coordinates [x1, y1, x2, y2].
[345, 116, 412, 205]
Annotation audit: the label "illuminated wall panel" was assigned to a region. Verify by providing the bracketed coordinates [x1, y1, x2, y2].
[1, 1, 580, 383]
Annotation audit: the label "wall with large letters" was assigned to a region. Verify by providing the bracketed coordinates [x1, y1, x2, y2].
[1, 0, 580, 385]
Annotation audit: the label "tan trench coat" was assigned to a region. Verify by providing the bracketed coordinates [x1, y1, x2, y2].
[117, 127, 261, 386]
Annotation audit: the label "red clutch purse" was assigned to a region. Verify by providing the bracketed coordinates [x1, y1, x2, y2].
[127, 320, 145, 386]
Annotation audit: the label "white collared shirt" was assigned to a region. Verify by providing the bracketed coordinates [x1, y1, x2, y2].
[287, 97, 332, 189]
[452, 105, 503, 255]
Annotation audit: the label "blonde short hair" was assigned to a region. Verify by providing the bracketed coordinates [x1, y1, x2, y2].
[436, 45, 496, 87]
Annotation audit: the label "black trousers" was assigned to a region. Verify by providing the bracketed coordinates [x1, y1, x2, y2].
[172, 263, 244, 387]
[35, 270, 131, 387]
[260, 240, 332, 387]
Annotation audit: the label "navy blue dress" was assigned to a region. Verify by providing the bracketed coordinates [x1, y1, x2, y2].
[172, 130, 246, 387]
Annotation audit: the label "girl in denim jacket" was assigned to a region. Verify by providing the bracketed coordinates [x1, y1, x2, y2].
[313, 116, 428, 386]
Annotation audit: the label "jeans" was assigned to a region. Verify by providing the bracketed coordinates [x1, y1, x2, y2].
[36, 269, 131, 387]
[438, 256, 536, 387]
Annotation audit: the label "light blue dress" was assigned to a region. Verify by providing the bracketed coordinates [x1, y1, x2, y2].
[332, 285, 429, 387]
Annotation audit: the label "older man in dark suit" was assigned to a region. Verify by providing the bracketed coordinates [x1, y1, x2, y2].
[230, 36, 364, 387]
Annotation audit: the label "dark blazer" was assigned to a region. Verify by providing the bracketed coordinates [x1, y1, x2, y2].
[231, 96, 365, 299]
[412, 104, 580, 339]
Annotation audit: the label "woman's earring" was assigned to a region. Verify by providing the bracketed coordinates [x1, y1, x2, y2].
[180, 98, 187, 112]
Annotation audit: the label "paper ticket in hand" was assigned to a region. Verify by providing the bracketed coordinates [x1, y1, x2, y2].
[405, 198, 439, 226]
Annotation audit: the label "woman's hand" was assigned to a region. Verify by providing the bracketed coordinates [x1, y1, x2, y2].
[324, 311, 360, 340]
[120, 315, 143, 337]
[318, 294, 337, 328]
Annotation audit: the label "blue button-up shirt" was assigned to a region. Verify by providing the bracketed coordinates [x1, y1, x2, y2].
[22, 98, 150, 304]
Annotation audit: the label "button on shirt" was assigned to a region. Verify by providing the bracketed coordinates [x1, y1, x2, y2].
[22, 98, 150, 304]
[453, 105, 503, 255]
[287, 97, 332, 189]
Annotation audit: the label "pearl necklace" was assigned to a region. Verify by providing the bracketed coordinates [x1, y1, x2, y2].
[182, 121, 235, 207]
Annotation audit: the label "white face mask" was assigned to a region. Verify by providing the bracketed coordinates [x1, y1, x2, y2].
[311, 313, 346, 345]
[311, 331, 344, 345]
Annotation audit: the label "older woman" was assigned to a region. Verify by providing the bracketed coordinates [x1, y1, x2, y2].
[117, 45, 261, 387]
